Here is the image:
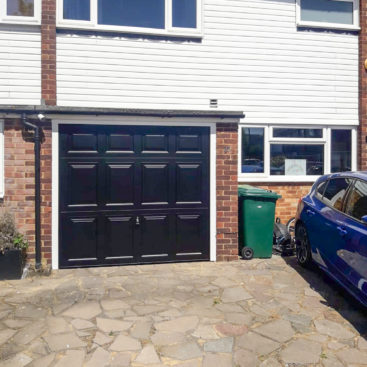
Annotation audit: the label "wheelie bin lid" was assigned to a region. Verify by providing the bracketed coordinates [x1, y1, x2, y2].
[238, 185, 281, 200]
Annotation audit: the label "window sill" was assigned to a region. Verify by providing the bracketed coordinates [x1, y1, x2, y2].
[56, 22, 203, 39]
[238, 175, 320, 183]
[296, 21, 360, 31]
[0, 17, 40, 26]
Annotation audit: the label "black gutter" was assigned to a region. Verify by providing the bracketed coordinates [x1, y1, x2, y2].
[0, 105, 245, 119]
[21, 114, 41, 270]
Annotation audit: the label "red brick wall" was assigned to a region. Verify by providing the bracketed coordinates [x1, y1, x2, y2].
[216, 123, 239, 261]
[2, 119, 36, 261]
[41, 0, 57, 105]
[252, 183, 312, 223]
[1, 119, 52, 266]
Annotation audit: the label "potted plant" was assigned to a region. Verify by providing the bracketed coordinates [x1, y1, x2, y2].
[0, 212, 28, 280]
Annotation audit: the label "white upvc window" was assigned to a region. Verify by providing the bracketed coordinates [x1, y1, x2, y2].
[0, 120, 4, 198]
[0, 0, 41, 25]
[57, 0, 203, 37]
[238, 125, 357, 183]
[296, 0, 360, 30]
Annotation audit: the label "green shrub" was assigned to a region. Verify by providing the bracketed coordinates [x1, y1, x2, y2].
[0, 212, 28, 255]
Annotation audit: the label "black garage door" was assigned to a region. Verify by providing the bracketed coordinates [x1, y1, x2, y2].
[59, 124, 210, 268]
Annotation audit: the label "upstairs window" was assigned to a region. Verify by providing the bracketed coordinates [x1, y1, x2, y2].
[296, 0, 359, 30]
[59, 0, 202, 36]
[1, 0, 40, 24]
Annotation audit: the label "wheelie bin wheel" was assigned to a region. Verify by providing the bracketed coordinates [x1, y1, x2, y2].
[241, 247, 254, 260]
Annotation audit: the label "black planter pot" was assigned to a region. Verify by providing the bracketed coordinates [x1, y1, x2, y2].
[0, 249, 24, 280]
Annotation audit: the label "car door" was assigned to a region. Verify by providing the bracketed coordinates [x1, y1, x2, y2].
[302, 179, 329, 265]
[316, 177, 353, 274]
[340, 179, 367, 297]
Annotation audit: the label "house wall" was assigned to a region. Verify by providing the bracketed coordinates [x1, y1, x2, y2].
[1, 119, 52, 266]
[0, 25, 41, 105]
[253, 183, 313, 222]
[56, 0, 359, 126]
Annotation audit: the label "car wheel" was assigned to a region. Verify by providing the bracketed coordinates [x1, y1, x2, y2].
[295, 223, 312, 267]
[241, 247, 254, 260]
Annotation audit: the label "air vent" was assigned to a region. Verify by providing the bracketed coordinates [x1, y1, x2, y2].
[210, 99, 218, 108]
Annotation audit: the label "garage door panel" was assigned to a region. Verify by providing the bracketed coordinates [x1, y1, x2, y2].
[60, 125, 99, 155]
[106, 163, 135, 206]
[60, 215, 99, 265]
[142, 133, 169, 153]
[71, 133, 98, 152]
[141, 164, 169, 205]
[140, 215, 170, 260]
[176, 214, 208, 258]
[106, 133, 135, 154]
[104, 216, 135, 260]
[176, 164, 203, 204]
[67, 163, 98, 207]
[176, 133, 202, 154]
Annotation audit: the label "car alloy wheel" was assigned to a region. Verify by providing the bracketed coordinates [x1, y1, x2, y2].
[295, 224, 312, 267]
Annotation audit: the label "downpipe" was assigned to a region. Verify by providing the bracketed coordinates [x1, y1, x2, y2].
[21, 113, 42, 270]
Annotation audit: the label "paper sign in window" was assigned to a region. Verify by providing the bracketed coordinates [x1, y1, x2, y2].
[285, 159, 307, 176]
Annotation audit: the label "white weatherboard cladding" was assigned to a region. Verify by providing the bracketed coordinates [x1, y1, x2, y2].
[0, 25, 41, 105]
[56, 0, 359, 125]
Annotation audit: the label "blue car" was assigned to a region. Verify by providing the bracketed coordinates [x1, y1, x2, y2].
[295, 172, 367, 307]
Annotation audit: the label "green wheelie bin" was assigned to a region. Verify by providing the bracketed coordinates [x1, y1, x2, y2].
[238, 185, 281, 260]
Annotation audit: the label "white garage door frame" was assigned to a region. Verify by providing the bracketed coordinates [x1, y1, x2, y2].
[51, 115, 217, 270]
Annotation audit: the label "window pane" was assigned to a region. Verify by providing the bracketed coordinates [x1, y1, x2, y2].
[345, 180, 367, 221]
[98, 0, 165, 29]
[242, 128, 264, 173]
[7, 0, 34, 17]
[172, 0, 197, 28]
[64, 0, 90, 21]
[323, 177, 352, 211]
[270, 144, 324, 176]
[301, 0, 354, 25]
[316, 180, 328, 199]
[331, 129, 351, 173]
[273, 128, 322, 138]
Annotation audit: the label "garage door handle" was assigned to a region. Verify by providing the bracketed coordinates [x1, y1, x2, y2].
[337, 226, 347, 237]
[136, 217, 140, 226]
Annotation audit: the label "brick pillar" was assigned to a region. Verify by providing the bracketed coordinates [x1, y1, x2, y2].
[1, 119, 53, 267]
[216, 123, 238, 261]
[360, 0, 367, 170]
[3, 119, 36, 262]
[41, 0, 56, 105]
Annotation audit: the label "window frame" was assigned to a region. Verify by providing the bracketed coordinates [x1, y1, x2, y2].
[238, 124, 357, 183]
[296, 0, 360, 31]
[57, 0, 203, 37]
[0, 0, 41, 25]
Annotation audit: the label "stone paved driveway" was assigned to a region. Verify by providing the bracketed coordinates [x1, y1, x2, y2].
[0, 256, 366, 367]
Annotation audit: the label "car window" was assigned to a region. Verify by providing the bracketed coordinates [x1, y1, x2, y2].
[323, 178, 352, 211]
[316, 180, 328, 199]
[345, 180, 367, 221]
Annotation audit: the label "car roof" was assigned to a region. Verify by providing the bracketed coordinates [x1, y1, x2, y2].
[325, 171, 367, 181]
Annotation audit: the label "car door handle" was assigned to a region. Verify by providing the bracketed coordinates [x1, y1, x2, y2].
[306, 209, 315, 216]
[337, 226, 348, 237]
